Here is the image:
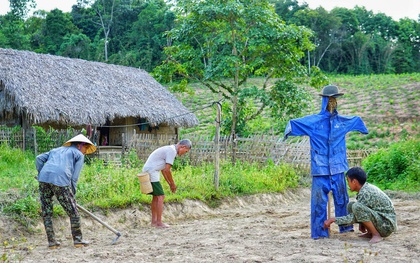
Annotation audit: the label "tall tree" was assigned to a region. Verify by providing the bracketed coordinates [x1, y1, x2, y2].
[270, 0, 307, 21]
[154, 0, 313, 160]
[125, 0, 175, 71]
[353, 7, 397, 73]
[8, 0, 36, 19]
[59, 33, 91, 59]
[393, 18, 420, 73]
[0, 13, 31, 49]
[292, 7, 342, 72]
[329, 7, 362, 73]
[0, 0, 35, 49]
[76, 0, 117, 61]
[40, 9, 81, 55]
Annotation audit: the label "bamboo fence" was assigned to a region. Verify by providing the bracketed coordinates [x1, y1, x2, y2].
[1, 126, 374, 168]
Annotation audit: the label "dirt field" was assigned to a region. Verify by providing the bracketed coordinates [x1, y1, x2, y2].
[1, 188, 419, 263]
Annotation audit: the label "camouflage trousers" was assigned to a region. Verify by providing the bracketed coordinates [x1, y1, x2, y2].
[39, 182, 83, 243]
[347, 201, 396, 237]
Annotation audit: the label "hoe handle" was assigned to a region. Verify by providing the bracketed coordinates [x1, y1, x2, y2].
[77, 204, 121, 237]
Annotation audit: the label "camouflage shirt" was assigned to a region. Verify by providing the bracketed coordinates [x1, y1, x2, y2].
[335, 183, 397, 236]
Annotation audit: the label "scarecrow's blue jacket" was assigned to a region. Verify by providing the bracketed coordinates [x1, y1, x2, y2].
[284, 96, 368, 176]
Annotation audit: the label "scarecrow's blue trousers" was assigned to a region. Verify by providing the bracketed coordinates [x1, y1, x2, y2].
[311, 173, 354, 239]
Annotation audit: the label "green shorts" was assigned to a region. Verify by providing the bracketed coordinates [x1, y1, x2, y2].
[150, 182, 165, 196]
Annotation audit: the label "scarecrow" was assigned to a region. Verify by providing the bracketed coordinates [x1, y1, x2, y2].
[284, 85, 368, 239]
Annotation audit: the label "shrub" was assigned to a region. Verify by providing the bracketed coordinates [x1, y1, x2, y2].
[362, 140, 420, 191]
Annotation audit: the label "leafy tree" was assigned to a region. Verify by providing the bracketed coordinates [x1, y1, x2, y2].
[40, 9, 81, 55]
[0, 13, 31, 49]
[292, 7, 342, 72]
[25, 11, 47, 52]
[0, 0, 36, 49]
[59, 33, 91, 59]
[8, 0, 36, 19]
[71, 3, 102, 42]
[154, 0, 314, 161]
[353, 8, 397, 73]
[77, 0, 117, 61]
[393, 18, 420, 73]
[122, 0, 175, 71]
[270, 0, 307, 21]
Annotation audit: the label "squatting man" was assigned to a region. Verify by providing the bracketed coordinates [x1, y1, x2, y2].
[323, 166, 397, 243]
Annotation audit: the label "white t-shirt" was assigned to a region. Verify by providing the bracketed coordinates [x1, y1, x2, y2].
[142, 145, 177, 182]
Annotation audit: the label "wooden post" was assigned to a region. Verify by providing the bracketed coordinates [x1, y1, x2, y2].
[33, 127, 38, 156]
[328, 191, 332, 236]
[22, 128, 26, 151]
[214, 102, 221, 190]
[121, 133, 125, 158]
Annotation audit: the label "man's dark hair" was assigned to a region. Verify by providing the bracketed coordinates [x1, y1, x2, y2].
[346, 166, 367, 185]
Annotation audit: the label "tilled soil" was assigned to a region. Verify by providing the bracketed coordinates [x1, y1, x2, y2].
[1, 188, 419, 263]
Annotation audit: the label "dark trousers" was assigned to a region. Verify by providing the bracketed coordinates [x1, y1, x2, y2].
[39, 182, 83, 242]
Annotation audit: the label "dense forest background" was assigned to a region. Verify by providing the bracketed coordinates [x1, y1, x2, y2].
[1, 0, 419, 75]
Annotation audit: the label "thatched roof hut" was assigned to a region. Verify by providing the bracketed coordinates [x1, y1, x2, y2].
[0, 48, 198, 129]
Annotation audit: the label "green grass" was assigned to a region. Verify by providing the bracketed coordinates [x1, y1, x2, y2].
[0, 143, 299, 227]
[0, 144, 36, 191]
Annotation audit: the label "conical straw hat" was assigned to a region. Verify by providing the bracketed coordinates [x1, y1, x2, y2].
[63, 134, 97, 154]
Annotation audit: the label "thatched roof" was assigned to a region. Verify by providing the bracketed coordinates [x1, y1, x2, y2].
[0, 48, 198, 128]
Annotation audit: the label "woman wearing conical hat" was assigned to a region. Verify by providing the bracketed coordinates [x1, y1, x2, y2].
[35, 134, 96, 249]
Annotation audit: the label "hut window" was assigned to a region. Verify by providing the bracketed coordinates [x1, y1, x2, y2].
[138, 118, 149, 131]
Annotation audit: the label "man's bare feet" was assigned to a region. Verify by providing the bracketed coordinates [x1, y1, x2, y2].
[369, 235, 383, 243]
[358, 232, 372, 238]
[152, 222, 170, 228]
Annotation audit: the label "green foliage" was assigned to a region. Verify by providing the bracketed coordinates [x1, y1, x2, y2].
[8, 0, 36, 19]
[0, 13, 32, 49]
[59, 33, 91, 59]
[78, 158, 300, 208]
[3, 195, 39, 221]
[268, 80, 312, 121]
[362, 140, 420, 191]
[280, 0, 420, 75]
[41, 9, 82, 55]
[154, 0, 314, 136]
[0, 144, 35, 191]
[125, 0, 175, 72]
[76, 159, 148, 208]
[32, 126, 76, 154]
[309, 66, 329, 90]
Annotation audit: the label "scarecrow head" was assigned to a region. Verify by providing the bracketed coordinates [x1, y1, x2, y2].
[319, 85, 344, 113]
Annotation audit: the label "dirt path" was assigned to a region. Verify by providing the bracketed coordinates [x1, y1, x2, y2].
[2, 188, 419, 263]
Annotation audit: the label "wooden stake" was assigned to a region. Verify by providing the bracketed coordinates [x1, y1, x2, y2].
[327, 191, 332, 235]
